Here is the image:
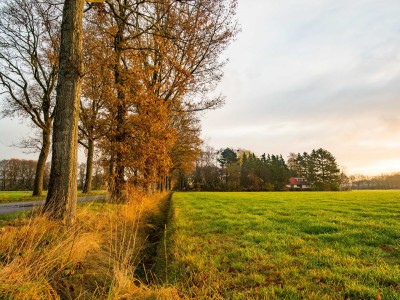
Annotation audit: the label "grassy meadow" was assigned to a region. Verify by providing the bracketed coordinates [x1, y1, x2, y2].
[164, 191, 400, 299]
[1, 190, 399, 299]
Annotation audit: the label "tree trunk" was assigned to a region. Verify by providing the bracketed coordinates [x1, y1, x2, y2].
[2, 169, 5, 191]
[110, 17, 127, 203]
[108, 152, 115, 192]
[160, 177, 164, 192]
[82, 137, 94, 193]
[110, 100, 126, 203]
[43, 0, 84, 226]
[32, 128, 51, 196]
[112, 159, 125, 203]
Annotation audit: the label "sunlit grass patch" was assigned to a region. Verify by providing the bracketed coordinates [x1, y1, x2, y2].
[165, 191, 400, 299]
[0, 191, 173, 299]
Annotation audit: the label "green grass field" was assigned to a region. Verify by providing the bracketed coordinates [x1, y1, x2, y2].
[0, 191, 45, 203]
[165, 191, 400, 299]
[0, 190, 108, 203]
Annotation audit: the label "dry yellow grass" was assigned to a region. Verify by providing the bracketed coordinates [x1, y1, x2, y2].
[0, 190, 179, 299]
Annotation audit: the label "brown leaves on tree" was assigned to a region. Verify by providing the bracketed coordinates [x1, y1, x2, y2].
[78, 0, 238, 201]
[82, 0, 238, 201]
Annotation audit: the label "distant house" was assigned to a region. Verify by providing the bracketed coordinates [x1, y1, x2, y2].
[287, 177, 311, 190]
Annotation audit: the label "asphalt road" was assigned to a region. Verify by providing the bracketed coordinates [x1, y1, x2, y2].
[0, 194, 109, 215]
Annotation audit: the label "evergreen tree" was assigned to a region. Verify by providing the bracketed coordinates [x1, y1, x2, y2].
[268, 154, 290, 190]
[218, 148, 238, 167]
[218, 148, 239, 190]
[309, 148, 340, 190]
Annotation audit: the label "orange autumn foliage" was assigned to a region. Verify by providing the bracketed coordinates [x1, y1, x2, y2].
[79, 0, 238, 199]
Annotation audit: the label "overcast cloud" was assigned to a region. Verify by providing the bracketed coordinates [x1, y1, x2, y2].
[1, 0, 400, 175]
[202, 0, 400, 175]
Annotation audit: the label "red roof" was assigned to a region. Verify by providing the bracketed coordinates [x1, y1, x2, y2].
[289, 177, 308, 185]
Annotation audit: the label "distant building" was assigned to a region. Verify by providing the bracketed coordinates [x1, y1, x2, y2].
[287, 177, 311, 190]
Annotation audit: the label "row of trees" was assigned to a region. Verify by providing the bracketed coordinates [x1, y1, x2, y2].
[0, 159, 105, 191]
[350, 173, 400, 190]
[8, 156, 400, 192]
[178, 147, 342, 191]
[0, 0, 239, 223]
[0, 159, 39, 191]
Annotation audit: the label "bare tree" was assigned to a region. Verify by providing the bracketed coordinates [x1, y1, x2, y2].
[0, 0, 61, 196]
[0, 159, 37, 190]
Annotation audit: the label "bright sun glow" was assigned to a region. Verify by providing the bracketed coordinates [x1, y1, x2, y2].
[351, 159, 400, 176]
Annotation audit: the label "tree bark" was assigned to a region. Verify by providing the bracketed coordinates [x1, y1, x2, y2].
[82, 137, 94, 193]
[111, 101, 127, 202]
[112, 155, 125, 202]
[110, 15, 127, 203]
[43, 0, 84, 226]
[32, 128, 51, 196]
[159, 177, 164, 192]
[2, 168, 5, 191]
[112, 104, 126, 202]
[108, 152, 115, 193]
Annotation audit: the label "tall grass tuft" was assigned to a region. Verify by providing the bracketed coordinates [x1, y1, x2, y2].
[0, 190, 174, 299]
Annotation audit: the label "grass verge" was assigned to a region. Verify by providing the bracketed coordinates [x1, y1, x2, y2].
[0, 191, 178, 299]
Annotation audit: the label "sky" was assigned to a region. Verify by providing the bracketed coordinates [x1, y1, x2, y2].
[1, 0, 400, 176]
[201, 0, 400, 175]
